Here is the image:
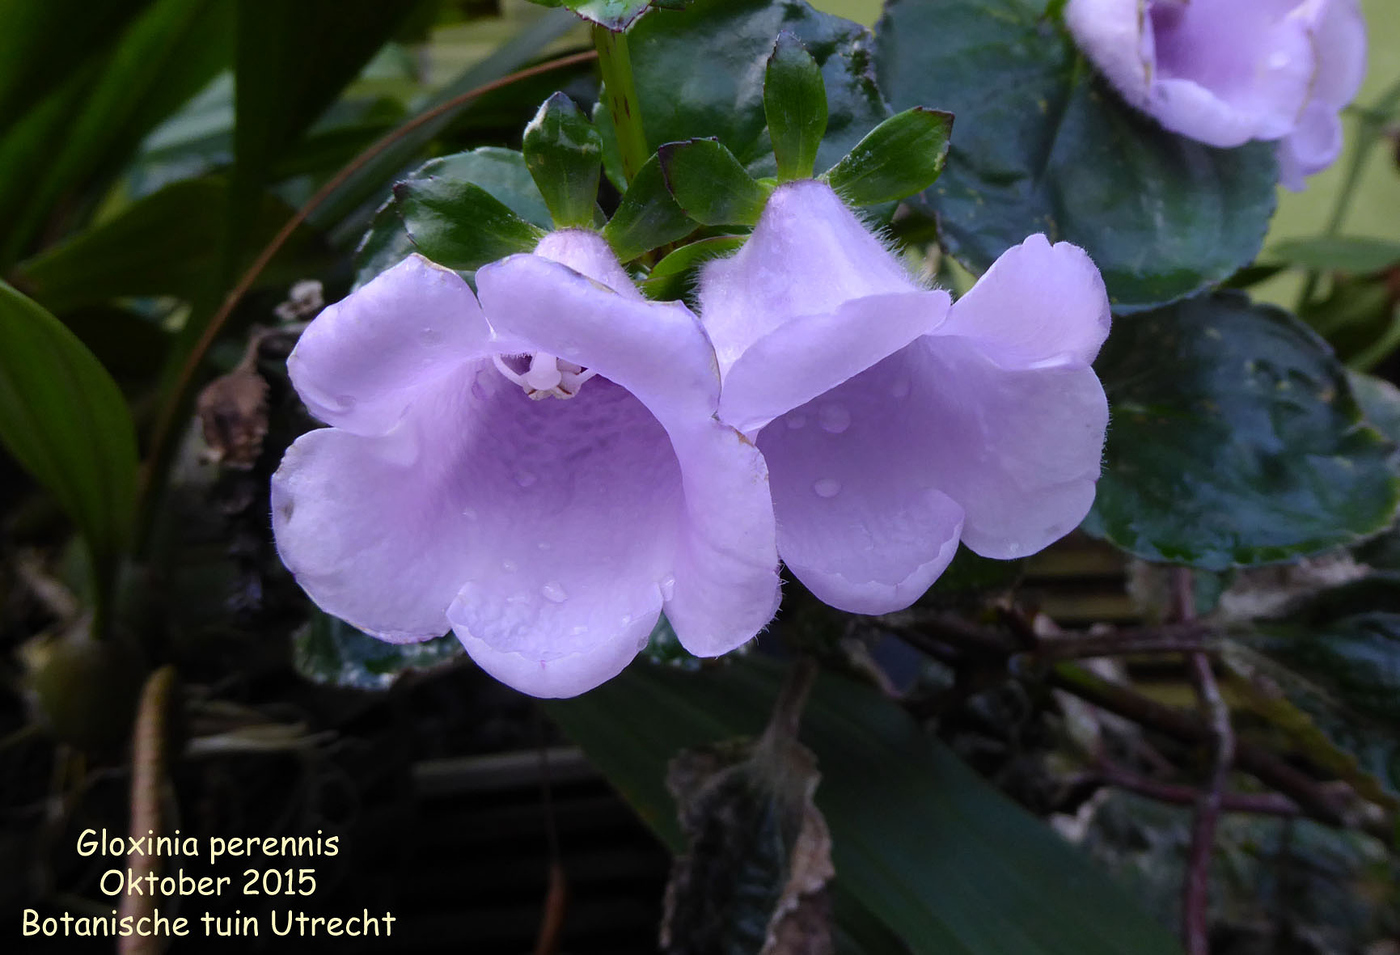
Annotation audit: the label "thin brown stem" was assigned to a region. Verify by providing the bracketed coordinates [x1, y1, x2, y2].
[137, 49, 600, 530]
[1089, 765, 1299, 817]
[1174, 569, 1235, 955]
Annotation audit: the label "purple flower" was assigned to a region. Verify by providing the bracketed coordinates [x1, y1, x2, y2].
[272, 231, 780, 698]
[1065, 0, 1366, 189]
[698, 180, 1109, 614]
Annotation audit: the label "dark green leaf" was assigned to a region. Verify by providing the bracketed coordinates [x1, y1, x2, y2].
[16, 178, 329, 313]
[0, 0, 147, 128]
[598, 0, 890, 183]
[639, 235, 746, 300]
[355, 148, 551, 288]
[659, 139, 771, 226]
[1349, 371, 1400, 445]
[1270, 236, 1400, 275]
[765, 31, 828, 181]
[0, 0, 233, 266]
[560, 0, 654, 32]
[231, 0, 427, 253]
[823, 106, 952, 205]
[1084, 292, 1400, 569]
[1223, 636, 1400, 808]
[601, 153, 698, 262]
[549, 658, 1183, 955]
[397, 177, 547, 271]
[0, 283, 138, 589]
[524, 93, 604, 229]
[875, 0, 1277, 312]
[293, 609, 462, 691]
[309, 9, 580, 231]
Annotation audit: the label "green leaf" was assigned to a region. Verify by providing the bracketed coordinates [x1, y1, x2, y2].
[875, 0, 1277, 312]
[548, 658, 1183, 955]
[293, 610, 462, 691]
[396, 178, 547, 272]
[308, 10, 581, 230]
[1223, 634, 1400, 808]
[659, 139, 771, 226]
[15, 178, 329, 314]
[1269, 236, 1400, 275]
[1084, 292, 1400, 569]
[0, 0, 233, 266]
[598, 0, 891, 183]
[823, 106, 953, 206]
[0, 282, 138, 594]
[0, 0, 147, 129]
[601, 153, 698, 262]
[559, 0, 654, 32]
[231, 0, 427, 253]
[639, 235, 747, 300]
[765, 31, 828, 181]
[523, 93, 605, 229]
[355, 148, 552, 288]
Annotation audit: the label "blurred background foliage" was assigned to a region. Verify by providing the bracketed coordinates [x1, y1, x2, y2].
[1, 0, 1399, 953]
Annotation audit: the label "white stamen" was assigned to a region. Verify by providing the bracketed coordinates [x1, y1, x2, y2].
[492, 352, 598, 400]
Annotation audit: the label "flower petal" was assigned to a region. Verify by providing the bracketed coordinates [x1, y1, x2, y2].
[938, 234, 1109, 369]
[1064, 0, 1156, 110]
[663, 421, 782, 656]
[698, 179, 918, 375]
[287, 254, 489, 436]
[718, 290, 951, 434]
[476, 252, 721, 423]
[755, 354, 967, 615]
[905, 335, 1108, 559]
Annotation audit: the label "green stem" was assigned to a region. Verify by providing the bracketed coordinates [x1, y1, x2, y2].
[594, 26, 649, 184]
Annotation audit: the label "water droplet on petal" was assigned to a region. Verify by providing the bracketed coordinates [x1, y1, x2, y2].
[659, 576, 677, 601]
[513, 469, 538, 488]
[537, 541, 552, 551]
[541, 581, 568, 603]
[620, 613, 633, 626]
[813, 478, 841, 498]
[890, 377, 911, 398]
[420, 326, 443, 345]
[461, 507, 478, 520]
[570, 625, 587, 636]
[818, 402, 851, 434]
[785, 413, 807, 430]
[329, 394, 357, 413]
[502, 559, 517, 573]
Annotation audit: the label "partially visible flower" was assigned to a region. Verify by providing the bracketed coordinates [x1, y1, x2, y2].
[272, 232, 780, 698]
[1064, 0, 1366, 189]
[698, 180, 1109, 614]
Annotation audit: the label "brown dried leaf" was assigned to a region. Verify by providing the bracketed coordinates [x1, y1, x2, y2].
[196, 366, 268, 469]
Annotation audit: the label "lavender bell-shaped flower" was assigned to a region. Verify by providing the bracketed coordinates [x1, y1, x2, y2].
[698, 180, 1110, 614]
[272, 231, 781, 698]
[1064, 0, 1366, 189]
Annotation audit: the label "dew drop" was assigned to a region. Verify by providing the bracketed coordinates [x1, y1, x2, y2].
[461, 507, 478, 520]
[541, 581, 568, 603]
[537, 541, 552, 552]
[513, 469, 538, 488]
[570, 625, 587, 636]
[785, 413, 807, 430]
[813, 477, 842, 498]
[620, 613, 633, 626]
[420, 326, 443, 345]
[502, 559, 518, 573]
[659, 576, 677, 601]
[817, 402, 851, 434]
